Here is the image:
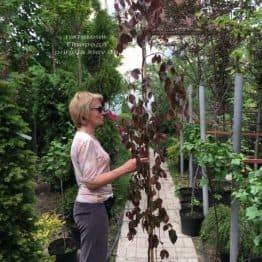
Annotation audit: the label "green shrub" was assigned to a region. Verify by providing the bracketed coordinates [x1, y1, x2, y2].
[58, 185, 78, 224]
[183, 123, 200, 145]
[165, 137, 180, 181]
[12, 66, 79, 154]
[183, 136, 244, 190]
[200, 204, 260, 258]
[34, 213, 65, 261]
[96, 119, 122, 164]
[111, 142, 131, 218]
[40, 136, 73, 191]
[234, 168, 262, 252]
[166, 137, 180, 163]
[0, 80, 42, 261]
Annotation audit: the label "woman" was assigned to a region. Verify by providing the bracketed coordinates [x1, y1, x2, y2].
[69, 91, 148, 262]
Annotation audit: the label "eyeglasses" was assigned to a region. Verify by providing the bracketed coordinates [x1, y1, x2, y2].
[91, 106, 105, 113]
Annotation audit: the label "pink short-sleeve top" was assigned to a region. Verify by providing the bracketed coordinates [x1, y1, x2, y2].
[70, 131, 113, 203]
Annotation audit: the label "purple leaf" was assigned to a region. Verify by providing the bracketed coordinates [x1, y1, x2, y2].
[168, 229, 177, 244]
[145, 0, 152, 7]
[120, 33, 133, 45]
[155, 181, 161, 190]
[137, 33, 146, 48]
[128, 94, 136, 104]
[131, 68, 141, 80]
[114, 3, 120, 12]
[127, 17, 138, 28]
[119, 0, 126, 8]
[163, 224, 169, 231]
[116, 42, 124, 54]
[160, 249, 169, 259]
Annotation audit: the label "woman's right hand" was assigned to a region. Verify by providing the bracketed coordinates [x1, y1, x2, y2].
[123, 157, 149, 173]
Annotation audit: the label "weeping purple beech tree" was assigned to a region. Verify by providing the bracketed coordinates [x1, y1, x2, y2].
[114, 0, 189, 260]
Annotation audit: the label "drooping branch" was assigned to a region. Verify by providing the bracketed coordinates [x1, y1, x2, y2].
[114, 0, 190, 260]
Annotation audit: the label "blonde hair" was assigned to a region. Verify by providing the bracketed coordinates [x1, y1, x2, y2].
[69, 91, 103, 128]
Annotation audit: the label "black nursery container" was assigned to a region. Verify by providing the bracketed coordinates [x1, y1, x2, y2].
[220, 190, 231, 205]
[220, 252, 229, 262]
[178, 187, 200, 196]
[180, 202, 203, 211]
[48, 237, 78, 262]
[178, 187, 202, 202]
[180, 208, 204, 237]
[219, 251, 262, 262]
[209, 190, 232, 207]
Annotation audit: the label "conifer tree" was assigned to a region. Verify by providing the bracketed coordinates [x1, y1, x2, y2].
[0, 80, 42, 261]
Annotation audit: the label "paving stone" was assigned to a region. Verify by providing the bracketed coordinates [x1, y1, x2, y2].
[182, 238, 195, 248]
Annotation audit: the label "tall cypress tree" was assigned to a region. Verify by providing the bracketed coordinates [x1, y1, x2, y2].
[83, 9, 124, 102]
[0, 80, 42, 261]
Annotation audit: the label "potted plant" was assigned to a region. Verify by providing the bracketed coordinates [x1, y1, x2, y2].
[208, 180, 232, 206]
[34, 213, 65, 261]
[59, 185, 80, 249]
[180, 197, 204, 236]
[234, 168, 262, 261]
[200, 204, 260, 261]
[48, 179, 78, 261]
[209, 189, 231, 207]
[48, 237, 77, 262]
[40, 138, 72, 192]
[44, 137, 78, 261]
[178, 187, 203, 209]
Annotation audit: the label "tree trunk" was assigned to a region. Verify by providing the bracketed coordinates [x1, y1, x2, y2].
[254, 86, 262, 169]
[33, 115, 38, 155]
[76, 25, 82, 86]
[51, 41, 56, 74]
[142, 44, 147, 101]
[78, 52, 82, 86]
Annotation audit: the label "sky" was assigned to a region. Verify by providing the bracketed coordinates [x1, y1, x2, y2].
[98, 1, 172, 113]
[102, 0, 115, 14]
[98, 1, 172, 76]
[99, 0, 142, 76]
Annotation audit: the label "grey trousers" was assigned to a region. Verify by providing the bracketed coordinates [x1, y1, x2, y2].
[73, 201, 108, 262]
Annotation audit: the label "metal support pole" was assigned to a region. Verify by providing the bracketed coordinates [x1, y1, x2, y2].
[188, 85, 193, 187]
[199, 85, 209, 216]
[230, 75, 243, 262]
[180, 128, 184, 176]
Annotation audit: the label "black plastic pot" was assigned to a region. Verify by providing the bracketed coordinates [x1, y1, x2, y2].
[180, 208, 204, 237]
[178, 187, 192, 195]
[250, 257, 262, 262]
[220, 252, 229, 262]
[209, 190, 232, 207]
[179, 194, 192, 203]
[178, 187, 201, 195]
[178, 187, 202, 202]
[48, 238, 77, 262]
[180, 202, 203, 211]
[220, 190, 231, 205]
[219, 252, 261, 262]
[177, 158, 189, 172]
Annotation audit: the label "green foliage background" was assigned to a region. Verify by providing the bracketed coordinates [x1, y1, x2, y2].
[0, 80, 42, 261]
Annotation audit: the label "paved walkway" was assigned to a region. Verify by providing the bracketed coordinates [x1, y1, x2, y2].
[115, 150, 199, 262]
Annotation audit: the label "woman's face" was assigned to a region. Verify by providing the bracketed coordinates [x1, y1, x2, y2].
[87, 98, 105, 127]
